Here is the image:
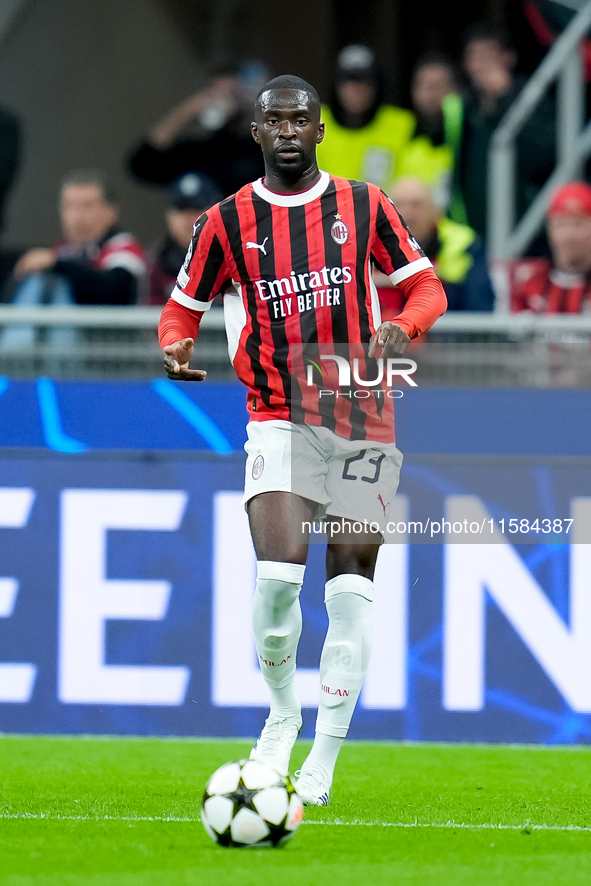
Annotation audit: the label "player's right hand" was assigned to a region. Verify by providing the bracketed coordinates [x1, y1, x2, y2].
[163, 338, 207, 381]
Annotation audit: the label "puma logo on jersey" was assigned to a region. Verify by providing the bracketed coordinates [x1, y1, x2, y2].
[246, 236, 269, 256]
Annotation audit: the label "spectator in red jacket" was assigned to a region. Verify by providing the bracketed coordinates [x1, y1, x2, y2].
[511, 181, 591, 313]
[0, 169, 146, 349]
[146, 172, 223, 305]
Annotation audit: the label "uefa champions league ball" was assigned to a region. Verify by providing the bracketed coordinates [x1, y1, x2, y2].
[201, 759, 304, 847]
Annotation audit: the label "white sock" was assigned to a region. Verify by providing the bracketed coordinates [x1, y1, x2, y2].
[309, 574, 373, 779]
[252, 560, 306, 720]
[302, 732, 343, 778]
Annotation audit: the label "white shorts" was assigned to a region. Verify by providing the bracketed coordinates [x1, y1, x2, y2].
[243, 419, 403, 534]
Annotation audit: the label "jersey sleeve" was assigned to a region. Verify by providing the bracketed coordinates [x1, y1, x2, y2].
[370, 189, 433, 285]
[170, 209, 232, 312]
[158, 297, 203, 347]
[392, 267, 447, 338]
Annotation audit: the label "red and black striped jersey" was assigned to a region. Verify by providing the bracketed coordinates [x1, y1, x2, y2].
[170, 172, 440, 441]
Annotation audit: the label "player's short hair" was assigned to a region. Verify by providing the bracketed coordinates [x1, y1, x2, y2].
[60, 169, 117, 205]
[255, 75, 320, 110]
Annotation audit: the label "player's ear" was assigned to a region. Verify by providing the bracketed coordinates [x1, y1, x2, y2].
[316, 122, 325, 145]
[251, 121, 260, 144]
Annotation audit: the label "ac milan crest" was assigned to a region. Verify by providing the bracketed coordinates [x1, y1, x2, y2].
[331, 219, 349, 244]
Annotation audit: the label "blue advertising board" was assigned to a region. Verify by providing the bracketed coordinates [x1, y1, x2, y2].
[1, 378, 590, 455]
[1, 378, 591, 744]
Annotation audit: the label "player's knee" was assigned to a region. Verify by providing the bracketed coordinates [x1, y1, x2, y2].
[255, 560, 305, 615]
[324, 576, 373, 648]
[325, 574, 374, 603]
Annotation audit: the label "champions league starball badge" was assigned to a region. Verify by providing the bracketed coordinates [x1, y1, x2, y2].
[331, 216, 349, 245]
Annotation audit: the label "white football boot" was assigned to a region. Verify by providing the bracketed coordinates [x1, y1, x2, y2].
[249, 714, 302, 776]
[294, 761, 331, 806]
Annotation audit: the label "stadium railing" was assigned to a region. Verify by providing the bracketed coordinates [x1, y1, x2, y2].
[0, 304, 590, 386]
[488, 2, 591, 276]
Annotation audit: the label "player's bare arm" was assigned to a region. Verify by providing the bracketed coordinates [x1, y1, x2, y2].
[163, 337, 207, 381]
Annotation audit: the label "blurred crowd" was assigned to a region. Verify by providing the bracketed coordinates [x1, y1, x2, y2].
[1, 16, 591, 335]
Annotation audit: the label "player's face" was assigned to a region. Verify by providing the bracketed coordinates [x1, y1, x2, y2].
[547, 214, 591, 274]
[60, 184, 118, 246]
[252, 89, 324, 179]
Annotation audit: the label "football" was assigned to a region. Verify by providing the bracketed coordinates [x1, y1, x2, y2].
[201, 758, 304, 847]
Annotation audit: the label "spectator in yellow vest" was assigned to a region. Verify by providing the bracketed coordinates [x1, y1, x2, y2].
[374, 177, 495, 316]
[317, 45, 415, 191]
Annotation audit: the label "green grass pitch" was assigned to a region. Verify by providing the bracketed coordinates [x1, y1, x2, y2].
[1, 735, 591, 885]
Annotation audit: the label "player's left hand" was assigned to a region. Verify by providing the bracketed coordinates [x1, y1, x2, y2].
[369, 322, 411, 359]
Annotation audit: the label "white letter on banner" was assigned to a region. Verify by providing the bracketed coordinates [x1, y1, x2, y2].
[211, 491, 319, 706]
[443, 495, 591, 712]
[59, 489, 190, 705]
[571, 497, 591, 672]
[361, 496, 408, 709]
[0, 489, 36, 702]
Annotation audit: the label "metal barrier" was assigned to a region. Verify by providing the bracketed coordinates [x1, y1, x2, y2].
[488, 1, 591, 266]
[0, 305, 233, 380]
[0, 305, 590, 385]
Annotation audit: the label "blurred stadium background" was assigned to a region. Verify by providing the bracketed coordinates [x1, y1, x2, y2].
[0, 0, 590, 750]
